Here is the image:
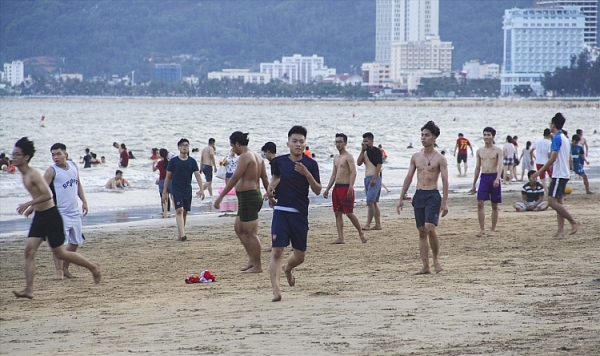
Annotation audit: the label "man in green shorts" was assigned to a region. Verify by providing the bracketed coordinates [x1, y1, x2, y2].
[214, 131, 269, 273]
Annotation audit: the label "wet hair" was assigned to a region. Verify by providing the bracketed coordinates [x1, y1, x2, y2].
[526, 141, 532, 150]
[85, 148, 90, 153]
[483, 127, 496, 137]
[421, 121, 440, 137]
[527, 170, 536, 179]
[458, 133, 464, 137]
[51, 143, 67, 151]
[261, 142, 277, 154]
[572, 134, 580, 143]
[543, 128, 551, 137]
[121, 143, 126, 149]
[288, 125, 307, 138]
[230, 131, 249, 146]
[506, 135, 513, 143]
[576, 129, 582, 135]
[152, 148, 158, 154]
[177, 138, 189, 147]
[159, 148, 169, 166]
[362, 132, 374, 140]
[551, 113, 566, 130]
[208, 138, 215, 145]
[15, 137, 35, 162]
[115, 170, 123, 175]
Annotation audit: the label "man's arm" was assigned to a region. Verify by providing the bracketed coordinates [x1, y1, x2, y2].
[322, 160, 338, 199]
[347, 155, 357, 198]
[583, 140, 589, 156]
[210, 150, 217, 172]
[530, 147, 536, 165]
[162, 172, 172, 200]
[453, 142, 458, 156]
[193, 171, 205, 199]
[471, 150, 481, 192]
[267, 175, 280, 200]
[18, 172, 53, 214]
[495, 148, 503, 184]
[357, 148, 365, 166]
[581, 150, 590, 165]
[74, 166, 89, 215]
[533, 151, 557, 179]
[370, 163, 382, 186]
[260, 161, 269, 193]
[439, 157, 449, 217]
[397, 155, 416, 214]
[217, 155, 247, 200]
[469, 142, 474, 156]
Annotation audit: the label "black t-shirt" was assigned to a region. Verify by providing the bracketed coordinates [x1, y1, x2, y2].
[366, 146, 383, 166]
[522, 181, 544, 202]
[83, 154, 92, 168]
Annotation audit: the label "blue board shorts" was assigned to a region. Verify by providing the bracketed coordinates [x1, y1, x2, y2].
[412, 189, 441, 228]
[364, 175, 382, 203]
[271, 209, 309, 252]
[173, 194, 192, 211]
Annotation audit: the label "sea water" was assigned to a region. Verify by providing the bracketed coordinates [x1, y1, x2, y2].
[1, 99, 598, 235]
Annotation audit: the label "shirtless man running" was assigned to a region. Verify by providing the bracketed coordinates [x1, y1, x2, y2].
[397, 121, 449, 274]
[471, 127, 504, 237]
[11, 137, 101, 299]
[214, 132, 269, 273]
[200, 138, 217, 197]
[323, 133, 366, 244]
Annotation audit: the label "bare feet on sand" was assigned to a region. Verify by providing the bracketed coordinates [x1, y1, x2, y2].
[569, 221, 580, 235]
[242, 267, 262, 273]
[360, 233, 367, 243]
[272, 291, 282, 302]
[415, 268, 432, 275]
[362, 226, 382, 231]
[487, 230, 496, 237]
[434, 261, 444, 273]
[331, 239, 345, 244]
[177, 236, 187, 242]
[54, 275, 64, 281]
[13, 290, 33, 299]
[476, 230, 486, 237]
[552, 230, 565, 238]
[240, 263, 253, 272]
[283, 265, 295, 287]
[92, 267, 102, 284]
[63, 270, 76, 279]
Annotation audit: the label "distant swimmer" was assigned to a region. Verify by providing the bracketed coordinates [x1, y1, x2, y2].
[304, 146, 312, 158]
[119, 143, 129, 168]
[11, 137, 100, 299]
[323, 133, 366, 244]
[397, 121, 448, 274]
[82, 148, 93, 168]
[105, 170, 130, 189]
[378, 144, 388, 163]
[471, 127, 503, 237]
[407, 141, 414, 149]
[200, 138, 217, 197]
[513, 170, 549, 212]
[214, 132, 270, 273]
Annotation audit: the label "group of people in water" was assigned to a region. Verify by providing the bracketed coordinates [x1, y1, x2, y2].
[8, 111, 590, 302]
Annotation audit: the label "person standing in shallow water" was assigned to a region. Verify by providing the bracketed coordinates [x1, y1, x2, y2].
[397, 121, 449, 275]
[12, 137, 101, 299]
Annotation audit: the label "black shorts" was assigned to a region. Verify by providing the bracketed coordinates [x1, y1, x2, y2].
[457, 153, 467, 164]
[173, 194, 192, 211]
[28, 206, 65, 249]
[271, 209, 309, 251]
[202, 164, 213, 182]
[549, 178, 569, 199]
[412, 190, 441, 228]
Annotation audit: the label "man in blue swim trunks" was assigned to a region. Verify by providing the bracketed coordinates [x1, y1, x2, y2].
[267, 125, 321, 302]
[471, 127, 504, 237]
[397, 121, 449, 274]
[357, 132, 383, 230]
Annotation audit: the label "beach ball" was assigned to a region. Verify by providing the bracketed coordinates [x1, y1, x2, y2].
[565, 186, 572, 195]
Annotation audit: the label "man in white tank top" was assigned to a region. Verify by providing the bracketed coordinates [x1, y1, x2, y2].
[43, 143, 89, 279]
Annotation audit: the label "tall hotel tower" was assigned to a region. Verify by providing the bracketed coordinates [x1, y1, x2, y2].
[535, 0, 598, 46]
[375, 0, 440, 65]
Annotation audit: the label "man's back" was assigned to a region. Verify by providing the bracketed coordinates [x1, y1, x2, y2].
[201, 146, 213, 166]
[533, 139, 551, 164]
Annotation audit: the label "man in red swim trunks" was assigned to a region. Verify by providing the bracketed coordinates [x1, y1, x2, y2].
[322, 133, 366, 244]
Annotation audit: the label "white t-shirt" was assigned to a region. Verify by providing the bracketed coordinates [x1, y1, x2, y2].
[503, 143, 515, 159]
[532, 138, 551, 165]
[551, 131, 571, 179]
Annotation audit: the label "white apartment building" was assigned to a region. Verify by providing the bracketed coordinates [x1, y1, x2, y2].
[535, 0, 598, 46]
[208, 69, 271, 84]
[260, 54, 335, 84]
[462, 60, 501, 79]
[260, 61, 298, 84]
[390, 35, 452, 85]
[56, 73, 83, 81]
[361, 62, 391, 86]
[376, 0, 440, 64]
[501, 7, 586, 95]
[3, 60, 24, 86]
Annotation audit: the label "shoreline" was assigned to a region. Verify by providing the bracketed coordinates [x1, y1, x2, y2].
[2, 95, 600, 108]
[1, 192, 598, 355]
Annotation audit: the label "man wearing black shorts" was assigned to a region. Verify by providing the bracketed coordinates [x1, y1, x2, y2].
[267, 126, 321, 301]
[397, 121, 449, 274]
[11, 137, 101, 299]
[454, 133, 473, 176]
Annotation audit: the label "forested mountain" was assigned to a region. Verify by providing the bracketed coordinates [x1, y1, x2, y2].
[1, 0, 530, 81]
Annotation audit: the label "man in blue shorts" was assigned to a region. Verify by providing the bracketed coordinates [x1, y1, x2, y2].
[267, 125, 321, 302]
[162, 138, 205, 241]
[471, 127, 504, 237]
[532, 113, 580, 236]
[570, 134, 593, 194]
[357, 132, 383, 230]
[397, 121, 449, 274]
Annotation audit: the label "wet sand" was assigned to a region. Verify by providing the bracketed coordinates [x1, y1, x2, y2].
[1, 191, 599, 355]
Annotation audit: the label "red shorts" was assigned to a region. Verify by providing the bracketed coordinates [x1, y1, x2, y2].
[536, 164, 552, 179]
[332, 184, 354, 214]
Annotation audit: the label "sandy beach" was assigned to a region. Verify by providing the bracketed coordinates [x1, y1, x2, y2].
[1, 190, 599, 355]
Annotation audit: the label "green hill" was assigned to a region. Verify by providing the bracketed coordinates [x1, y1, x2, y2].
[1, 0, 530, 81]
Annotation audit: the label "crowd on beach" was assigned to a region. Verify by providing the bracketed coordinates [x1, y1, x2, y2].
[6, 111, 594, 302]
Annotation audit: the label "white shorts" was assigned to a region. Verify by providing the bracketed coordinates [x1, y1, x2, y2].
[515, 201, 545, 210]
[61, 214, 84, 245]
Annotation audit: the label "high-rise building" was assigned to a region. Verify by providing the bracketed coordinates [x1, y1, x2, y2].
[501, 7, 585, 95]
[3, 60, 24, 86]
[535, 0, 598, 47]
[260, 54, 335, 84]
[153, 63, 181, 84]
[376, 0, 440, 64]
